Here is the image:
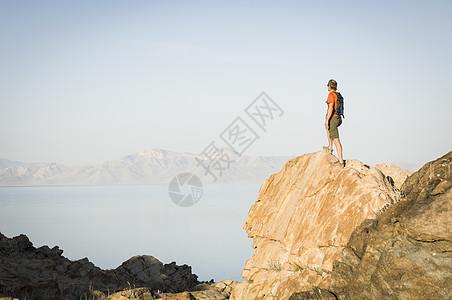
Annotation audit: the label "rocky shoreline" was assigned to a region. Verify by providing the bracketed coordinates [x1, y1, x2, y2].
[0, 232, 237, 299]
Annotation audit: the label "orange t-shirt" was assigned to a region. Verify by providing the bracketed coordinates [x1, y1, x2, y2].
[327, 91, 339, 117]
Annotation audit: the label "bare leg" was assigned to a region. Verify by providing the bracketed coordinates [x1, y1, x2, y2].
[325, 127, 333, 151]
[333, 138, 343, 163]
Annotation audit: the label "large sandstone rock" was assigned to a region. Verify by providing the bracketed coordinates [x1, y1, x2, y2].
[326, 151, 452, 300]
[290, 151, 452, 300]
[230, 151, 396, 300]
[0, 234, 199, 299]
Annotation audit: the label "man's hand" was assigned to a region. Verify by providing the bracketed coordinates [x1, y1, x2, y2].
[325, 120, 329, 130]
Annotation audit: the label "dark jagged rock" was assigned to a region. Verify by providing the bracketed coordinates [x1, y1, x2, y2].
[0, 233, 199, 299]
[290, 151, 452, 300]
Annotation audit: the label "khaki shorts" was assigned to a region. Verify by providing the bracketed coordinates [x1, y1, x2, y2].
[328, 116, 342, 140]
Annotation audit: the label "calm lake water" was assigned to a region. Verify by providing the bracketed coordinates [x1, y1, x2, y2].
[0, 183, 261, 282]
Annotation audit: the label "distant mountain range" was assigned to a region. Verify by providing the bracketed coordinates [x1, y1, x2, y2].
[0, 148, 294, 186]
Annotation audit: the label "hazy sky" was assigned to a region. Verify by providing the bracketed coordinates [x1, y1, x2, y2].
[1, 0, 451, 167]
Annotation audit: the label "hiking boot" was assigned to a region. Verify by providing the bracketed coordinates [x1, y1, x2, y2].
[323, 146, 333, 154]
[332, 160, 345, 168]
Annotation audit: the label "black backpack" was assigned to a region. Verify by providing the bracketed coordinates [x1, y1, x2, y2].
[334, 92, 345, 118]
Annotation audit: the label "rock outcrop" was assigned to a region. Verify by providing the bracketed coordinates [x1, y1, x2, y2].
[0, 233, 199, 299]
[230, 151, 397, 299]
[374, 163, 413, 189]
[290, 151, 452, 300]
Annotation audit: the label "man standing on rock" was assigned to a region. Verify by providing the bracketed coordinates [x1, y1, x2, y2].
[323, 79, 345, 167]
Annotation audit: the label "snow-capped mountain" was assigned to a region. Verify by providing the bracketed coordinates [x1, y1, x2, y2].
[0, 148, 294, 186]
